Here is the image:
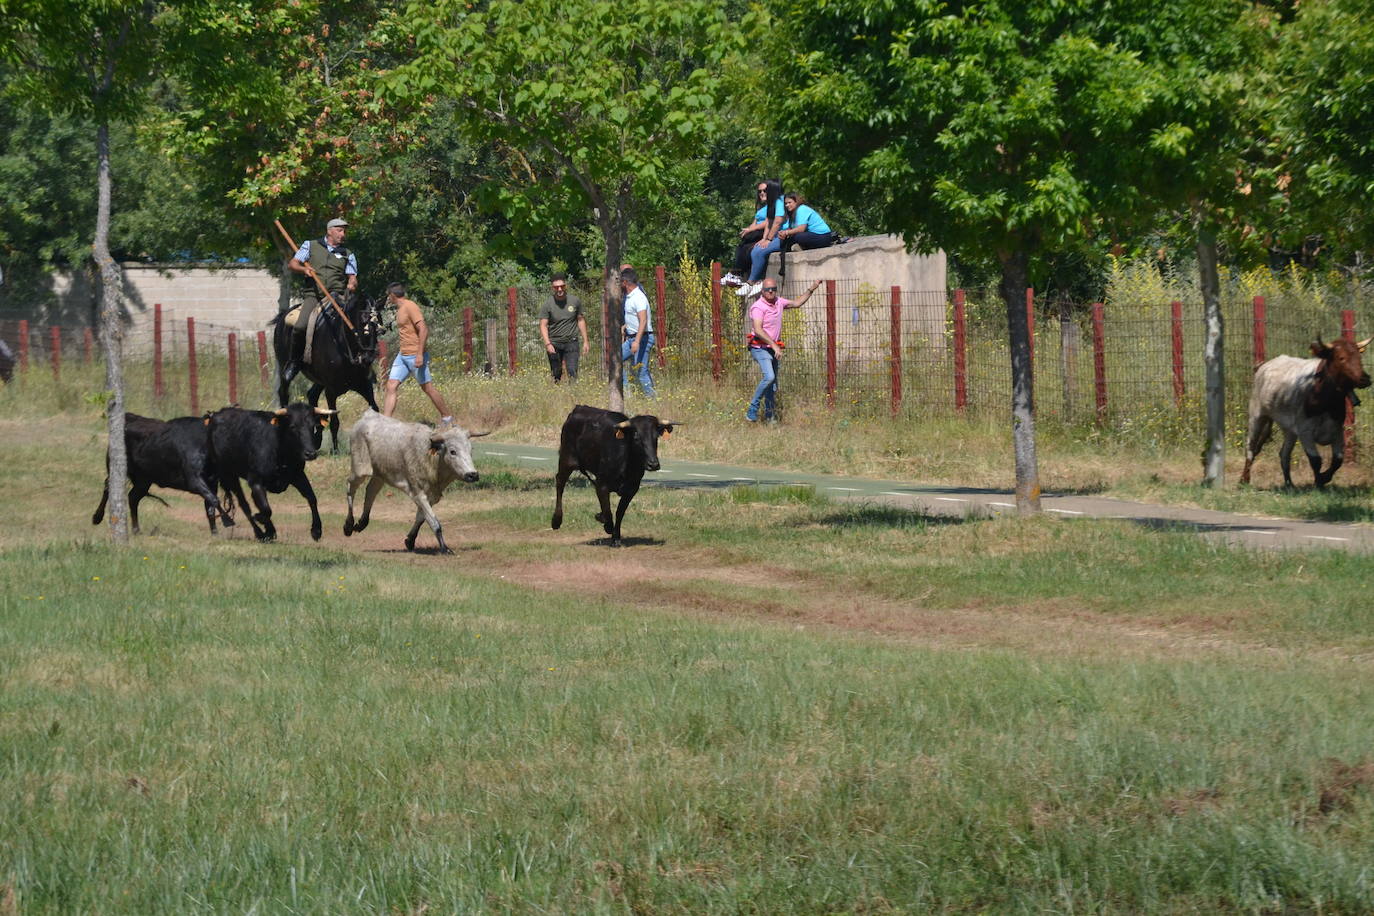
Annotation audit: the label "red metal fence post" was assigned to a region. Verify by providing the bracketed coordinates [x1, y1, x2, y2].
[710, 261, 722, 382]
[1171, 300, 1185, 407]
[1091, 302, 1107, 424]
[825, 280, 837, 409]
[506, 286, 518, 376]
[257, 330, 268, 386]
[1253, 295, 1267, 369]
[890, 286, 902, 416]
[153, 303, 164, 398]
[463, 307, 475, 374]
[83, 327, 94, 365]
[50, 326, 61, 380]
[187, 317, 199, 415]
[17, 320, 28, 371]
[654, 265, 667, 368]
[1026, 287, 1035, 370]
[1343, 309, 1357, 458]
[953, 289, 967, 412]
[227, 333, 238, 405]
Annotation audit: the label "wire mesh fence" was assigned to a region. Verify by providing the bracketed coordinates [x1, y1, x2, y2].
[6, 271, 1374, 452]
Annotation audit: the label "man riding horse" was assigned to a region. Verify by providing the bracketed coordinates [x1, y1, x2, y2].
[275, 216, 381, 451]
[286, 216, 357, 374]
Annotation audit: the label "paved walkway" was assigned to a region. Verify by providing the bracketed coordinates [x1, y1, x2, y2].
[472, 442, 1374, 553]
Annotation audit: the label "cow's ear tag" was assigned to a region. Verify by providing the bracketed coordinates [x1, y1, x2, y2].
[203, 417, 211, 427]
[318, 418, 328, 427]
[615, 429, 625, 439]
[661, 430, 671, 439]
[270, 417, 279, 426]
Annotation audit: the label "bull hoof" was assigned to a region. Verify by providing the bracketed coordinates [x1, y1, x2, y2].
[551, 514, 562, 530]
[311, 525, 322, 541]
[595, 511, 610, 524]
[343, 517, 354, 536]
[609, 538, 622, 548]
[256, 533, 276, 543]
[404, 536, 417, 552]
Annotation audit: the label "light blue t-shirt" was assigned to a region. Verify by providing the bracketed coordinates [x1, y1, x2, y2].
[753, 200, 785, 224]
[786, 204, 831, 235]
[293, 239, 358, 276]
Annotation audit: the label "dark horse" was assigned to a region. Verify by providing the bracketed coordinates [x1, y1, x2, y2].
[271, 293, 382, 451]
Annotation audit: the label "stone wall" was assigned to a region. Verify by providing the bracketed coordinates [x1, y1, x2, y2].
[757, 234, 948, 358]
[49, 263, 283, 357]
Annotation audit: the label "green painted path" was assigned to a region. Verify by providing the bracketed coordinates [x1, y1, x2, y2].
[473, 441, 1374, 553]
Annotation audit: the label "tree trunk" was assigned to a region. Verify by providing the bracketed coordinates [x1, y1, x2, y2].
[999, 249, 1041, 514]
[601, 213, 626, 414]
[1198, 218, 1225, 487]
[95, 120, 130, 543]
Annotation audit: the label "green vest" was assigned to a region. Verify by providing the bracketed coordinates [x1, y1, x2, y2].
[306, 239, 351, 297]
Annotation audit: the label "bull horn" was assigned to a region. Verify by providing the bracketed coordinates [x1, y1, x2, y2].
[273, 408, 288, 416]
[313, 407, 337, 415]
[615, 420, 632, 429]
[658, 421, 681, 427]
[1358, 337, 1371, 353]
[469, 430, 491, 438]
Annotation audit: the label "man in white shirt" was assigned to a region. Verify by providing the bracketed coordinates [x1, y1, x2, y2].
[619, 267, 656, 399]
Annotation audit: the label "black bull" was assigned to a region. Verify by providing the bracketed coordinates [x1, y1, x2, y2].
[551, 404, 678, 547]
[271, 293, 381, 450]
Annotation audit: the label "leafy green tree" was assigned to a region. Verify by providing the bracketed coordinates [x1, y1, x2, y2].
[1278, 0, 1374, 260]
[154, 0, 419, 299]
[769, 0, 1251, 508]
[2, 0, 161, 542]
[386, 0, 744, 410]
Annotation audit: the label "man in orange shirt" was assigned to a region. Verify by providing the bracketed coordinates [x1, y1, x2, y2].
[382, 282, 453, 424]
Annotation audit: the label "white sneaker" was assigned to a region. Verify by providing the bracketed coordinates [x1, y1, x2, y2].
[720, 272, 744, 287]
[736, 281, 762, 298]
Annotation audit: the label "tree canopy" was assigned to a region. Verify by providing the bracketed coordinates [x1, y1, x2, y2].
[387, 0, 746, 406]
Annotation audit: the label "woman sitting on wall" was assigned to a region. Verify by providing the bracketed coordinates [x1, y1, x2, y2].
[720, 178, 785, 297]
[777, 192, 836, 252]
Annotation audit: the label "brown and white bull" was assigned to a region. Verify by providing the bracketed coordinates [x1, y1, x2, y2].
[1240, 335, 1371, 488]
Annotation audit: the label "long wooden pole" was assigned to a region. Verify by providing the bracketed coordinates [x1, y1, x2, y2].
[273, 219, 355, 331]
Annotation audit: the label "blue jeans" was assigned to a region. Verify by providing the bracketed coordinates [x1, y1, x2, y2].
[748, 237, 781, 283]
[748, 346, 777, 419]
[621, 332, 656, 398]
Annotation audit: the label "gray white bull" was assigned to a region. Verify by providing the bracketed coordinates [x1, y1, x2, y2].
[1240, 335, 1371, 488]
[343, 410, 488, 553]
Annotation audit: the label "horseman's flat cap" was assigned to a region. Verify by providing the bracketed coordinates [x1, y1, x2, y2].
[326, 218, 349, 229]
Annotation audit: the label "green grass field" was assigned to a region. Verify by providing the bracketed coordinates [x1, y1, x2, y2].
[4, 387, 1374, 912]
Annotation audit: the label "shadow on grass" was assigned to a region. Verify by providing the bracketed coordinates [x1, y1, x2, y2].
[471, 470, 550, 492]
[583, 536, 665, 548]
[227, 552, 354, 569]
[814, 505, 970, 530]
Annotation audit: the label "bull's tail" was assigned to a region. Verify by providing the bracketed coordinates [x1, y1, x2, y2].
[349, 433, 373, 481]
[92, 479, 109, 525]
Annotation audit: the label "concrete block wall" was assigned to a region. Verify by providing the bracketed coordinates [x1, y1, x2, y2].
[50, 264, 283, 358]
[761, 234, 948, 359]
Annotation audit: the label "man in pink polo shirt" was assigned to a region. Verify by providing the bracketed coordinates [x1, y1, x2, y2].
[746, 278, 821, 422]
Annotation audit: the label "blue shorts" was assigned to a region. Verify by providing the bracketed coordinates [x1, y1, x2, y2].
[388, 353, 433, 384]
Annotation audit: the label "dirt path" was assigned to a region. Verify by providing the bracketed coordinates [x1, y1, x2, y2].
[198, 489, 1355, 670]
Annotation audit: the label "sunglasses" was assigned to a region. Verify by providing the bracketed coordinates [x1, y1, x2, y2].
[761, 287, 778, 292]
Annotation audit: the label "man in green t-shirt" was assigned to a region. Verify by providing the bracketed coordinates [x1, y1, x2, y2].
[538, 273, 589, 382]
